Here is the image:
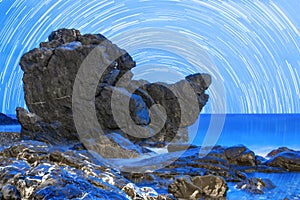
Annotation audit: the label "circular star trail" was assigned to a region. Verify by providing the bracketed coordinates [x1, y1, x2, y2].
[0, 0, 299, 114]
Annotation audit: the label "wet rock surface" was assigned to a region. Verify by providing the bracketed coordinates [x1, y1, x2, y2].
[17, 28, 211, 148]
[120, 145, 300, 198]
[236, 177, 275, 194]
[265, 151, 300, 171]
[0, 140, 171, 200]
[168, 175, 227, 199]
[1, 136, 300, 199]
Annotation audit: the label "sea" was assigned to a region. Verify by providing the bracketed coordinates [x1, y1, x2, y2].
[1, 114, 299, 199]
[190, 114, 300, 157]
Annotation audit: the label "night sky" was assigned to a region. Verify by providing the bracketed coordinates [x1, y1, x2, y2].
[0, 0, 299, 114]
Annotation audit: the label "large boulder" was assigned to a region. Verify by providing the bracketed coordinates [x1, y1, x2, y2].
[19, 28, 136, 143]
[224, 145, 256, 167]
[265, 151, 300, 171]
[17, 28, 211, 148]
[129, 74, 210, 144]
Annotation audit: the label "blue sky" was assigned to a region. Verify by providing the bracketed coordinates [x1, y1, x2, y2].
[0, 0, 300, 114]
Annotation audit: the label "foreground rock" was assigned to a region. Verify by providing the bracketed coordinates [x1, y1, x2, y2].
[0, 113, 18, 125]
[17, 28, 211, 149]
[168, 175, 227, 199]
[1, 135, 300, 199]
[0, 132, 20, 146]
[0, 140, 171, 199]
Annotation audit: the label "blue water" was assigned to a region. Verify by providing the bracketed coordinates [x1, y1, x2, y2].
[0, 124, 21, 132]
[228, 172, 300, 200]
[0, 114, 20, 132]
[190, 114, 300, 156]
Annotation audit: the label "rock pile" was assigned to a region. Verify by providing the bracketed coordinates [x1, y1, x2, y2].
[0, 140, 171, 199]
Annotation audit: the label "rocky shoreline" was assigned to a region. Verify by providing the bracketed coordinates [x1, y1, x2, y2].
[0, 137, 300, 199]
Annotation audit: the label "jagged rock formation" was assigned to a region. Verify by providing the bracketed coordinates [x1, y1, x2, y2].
[0, 140, 171, 199]
[1, 136, 300, 199]
[17, 28, 211, 149]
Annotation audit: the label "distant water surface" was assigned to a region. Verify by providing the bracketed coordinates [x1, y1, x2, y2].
[227, 172, 300, 199]
[190, 114, 300, 156]
[0, 114, 20, 132]
[0, 124, 21, 132]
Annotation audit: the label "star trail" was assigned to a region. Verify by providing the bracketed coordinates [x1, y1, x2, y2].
[0, 0, 299, 114]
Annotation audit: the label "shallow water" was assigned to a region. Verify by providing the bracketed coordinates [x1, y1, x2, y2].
[228, 172, 300, 200]
[0, 124, 21, 132]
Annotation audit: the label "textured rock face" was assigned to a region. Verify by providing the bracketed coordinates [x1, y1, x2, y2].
[168, 175, 228, 199]
[1, 137, 300, 199]
[0, 140, 171, 200]
[224, 145, 256, 166]
[266, 151, 300, 171]
[19, 28, 136, 143]
[18, 28, 211, 146]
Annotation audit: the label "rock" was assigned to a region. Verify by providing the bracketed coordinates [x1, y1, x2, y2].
[0, 132, 21, 146]
[17, 28, 211, 147]
[1, 138, 298, 199]
[0, 140, 163, 199]
[129, 74, 210, 145]
[0, 113, 19, 125]
[266, 147, 298, 158]
[255, 155, 267, 165]
[1, 185, 21, 200]
[95, 85, 150, 130]
[265, 151, 300, 171]
[167, 143, 198, 152]
[19, 28, 136, 144]
[122, 183, 171, 200]
[168, 175, 228, 199]
[236, 177, 275, 194]
[224, 145, 256, 166]
[16, 107, 77, 144]
[122, 146, 244, 196]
